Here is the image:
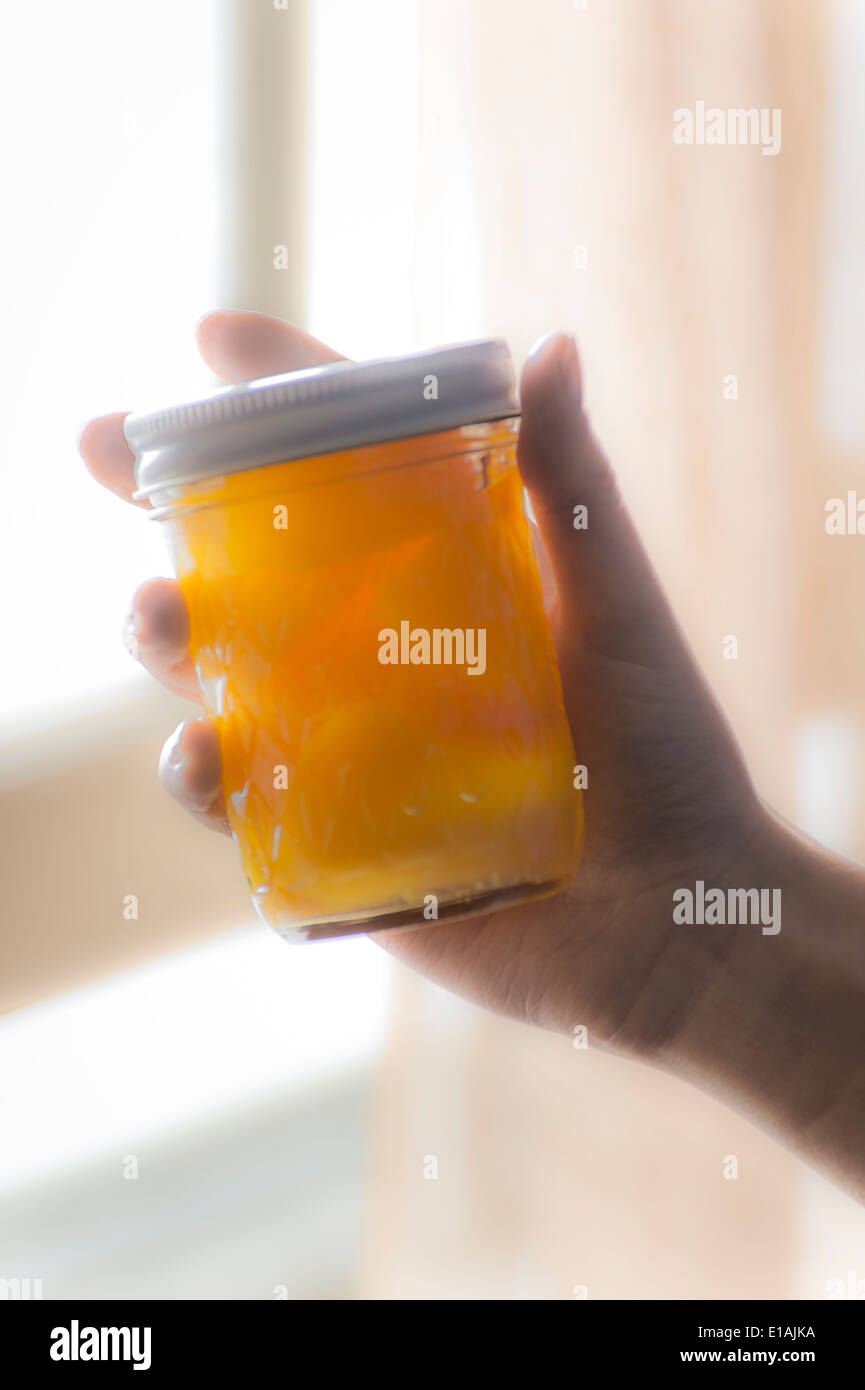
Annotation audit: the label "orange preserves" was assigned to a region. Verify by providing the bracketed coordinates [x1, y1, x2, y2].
[127, 343, 583, 940]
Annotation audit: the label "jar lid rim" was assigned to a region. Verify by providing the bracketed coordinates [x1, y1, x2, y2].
[125, 338, 520, 495]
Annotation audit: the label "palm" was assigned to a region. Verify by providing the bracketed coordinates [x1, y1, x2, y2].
[80, 312, 761, 1049]
[385, 598, 760, 1041]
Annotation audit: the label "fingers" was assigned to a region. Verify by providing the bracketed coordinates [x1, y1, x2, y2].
[518, 333, 685, 669]
[159, 717, 229, 834]
[136, 589, 226, 832]
[81, 312, 350, 843]
[195, 310, 347, 381]
[124, 578, 200, 702]
[78, 412, 140, 506]
[79, 314, 349, 510]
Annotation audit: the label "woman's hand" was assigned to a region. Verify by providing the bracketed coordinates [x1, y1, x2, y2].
[80, 311, 865, 1199]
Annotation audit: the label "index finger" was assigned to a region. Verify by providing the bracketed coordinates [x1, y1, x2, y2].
[78, 312, 349, 507]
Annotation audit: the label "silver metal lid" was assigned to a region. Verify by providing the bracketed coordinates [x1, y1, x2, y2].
[126, 338, 519, 496]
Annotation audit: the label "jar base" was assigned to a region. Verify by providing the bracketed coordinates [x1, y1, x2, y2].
[265, 876, 572, 945]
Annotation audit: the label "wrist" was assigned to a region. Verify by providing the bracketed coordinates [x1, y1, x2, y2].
[654, 806, 865, 1197]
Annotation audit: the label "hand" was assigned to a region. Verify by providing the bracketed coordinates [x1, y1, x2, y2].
[80, 312, 865, 1199]
[79, 309, 768, 1039]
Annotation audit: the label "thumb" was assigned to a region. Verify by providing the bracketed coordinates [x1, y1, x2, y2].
[518, 332, 684, 673]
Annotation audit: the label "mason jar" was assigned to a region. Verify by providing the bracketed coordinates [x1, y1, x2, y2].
[125, 340, 583, 941]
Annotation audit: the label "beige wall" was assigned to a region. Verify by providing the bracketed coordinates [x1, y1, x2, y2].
[0, 685, 249, 1015]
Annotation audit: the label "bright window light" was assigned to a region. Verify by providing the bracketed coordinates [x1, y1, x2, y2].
[0, 0, 224, 726]
[0, 928, 392, 1192]
[307, 0, 421, 357]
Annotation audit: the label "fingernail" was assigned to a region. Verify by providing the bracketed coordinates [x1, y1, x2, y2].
[160, 722, 189, 784]
[121, 609, 141, 660]
[159, 722, 220, 813]
[526, 331, 559, 363]
[557, 333, 581, 394]
[525, 331, 582, 399]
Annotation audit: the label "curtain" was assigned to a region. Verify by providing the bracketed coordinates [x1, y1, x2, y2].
[361, 0, 865, 1300]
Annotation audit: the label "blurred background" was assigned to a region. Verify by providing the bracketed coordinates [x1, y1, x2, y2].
[2, 0, 865, 1299]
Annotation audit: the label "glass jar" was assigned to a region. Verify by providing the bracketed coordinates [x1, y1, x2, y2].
[126, 341, 583, 941]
